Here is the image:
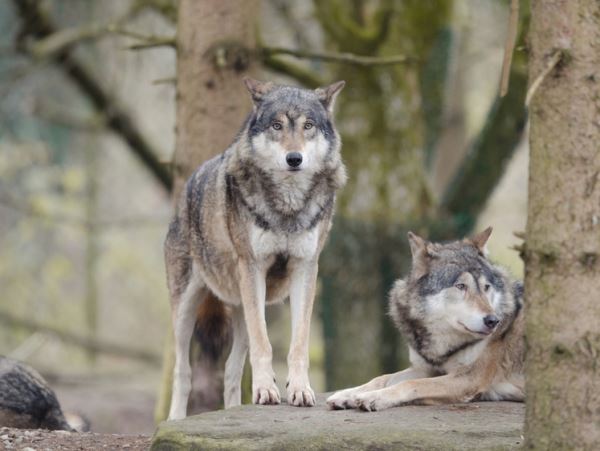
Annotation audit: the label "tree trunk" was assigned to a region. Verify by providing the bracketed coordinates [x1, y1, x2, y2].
[524, 1, 600, 449]
[157, 0, 258, 420]
[316, 0, 453, 390]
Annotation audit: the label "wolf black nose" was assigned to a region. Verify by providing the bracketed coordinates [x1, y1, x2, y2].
[286, 152, 302, 168]
[483, 315, 499, 329]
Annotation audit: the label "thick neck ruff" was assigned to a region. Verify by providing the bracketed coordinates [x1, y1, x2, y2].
[225, 158, 344, 234]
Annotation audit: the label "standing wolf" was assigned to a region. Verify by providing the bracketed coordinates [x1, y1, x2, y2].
[327, 228, 524, 411]
[165, 78, 346, 419]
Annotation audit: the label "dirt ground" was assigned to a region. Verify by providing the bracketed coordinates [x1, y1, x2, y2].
[48, 370, 159, 435]
[0, 371, 157, 450]
[0, 427, 151, 450]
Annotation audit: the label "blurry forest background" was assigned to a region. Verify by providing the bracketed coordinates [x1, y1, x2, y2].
[0, 0, 527, 434]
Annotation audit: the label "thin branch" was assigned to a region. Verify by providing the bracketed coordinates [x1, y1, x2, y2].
[260, 46, 414, 66]
[13, 0, 173, 192]
[0, 310, 161, 366]
[525, 49, 563, 107]
[126, 35, 176, 50]
[152, 76, 176, 85]
[29, 23, 175, 59]
[261, 54, 324, 88]
[499, 0, 520, 97]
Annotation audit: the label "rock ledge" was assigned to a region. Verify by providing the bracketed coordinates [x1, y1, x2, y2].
[152, 396, 524, 450]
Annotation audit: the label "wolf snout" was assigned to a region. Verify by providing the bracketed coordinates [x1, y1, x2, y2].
[483, 314, 499, 330]
[286, 152, 303, 168]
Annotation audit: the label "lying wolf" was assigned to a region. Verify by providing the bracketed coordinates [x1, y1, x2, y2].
[166, 78, 346, 419]
[327, 228, 524, 411]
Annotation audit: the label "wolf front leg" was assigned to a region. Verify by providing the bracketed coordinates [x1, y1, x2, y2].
[224, 306, 249, 408]
[326, 367, 429, 410]
[354, 373, 488, 412]
[286, 260, 318, 407]
[167, 276, 204, 420]
[238, 260, 280, 405]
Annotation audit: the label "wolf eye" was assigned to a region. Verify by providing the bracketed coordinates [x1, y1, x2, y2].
[304, 121, 314, 130]
[484, 284, 491, 292]
[272, 122, 282, 130]
[455, 283, 466, 291]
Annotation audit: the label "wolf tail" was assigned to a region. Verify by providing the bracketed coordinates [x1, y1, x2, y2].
[193, 291, 231, 361]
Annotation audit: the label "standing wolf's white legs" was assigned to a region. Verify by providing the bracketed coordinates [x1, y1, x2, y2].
[238, 261, 280, 405]
[168, 276, 204, 420]
[287, 260, 318, 407]
[224, 306, 249, 408]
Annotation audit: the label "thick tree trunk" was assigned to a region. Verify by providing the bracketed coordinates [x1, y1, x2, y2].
[157, 0, 258, 419]
[524, 1, 600, 449]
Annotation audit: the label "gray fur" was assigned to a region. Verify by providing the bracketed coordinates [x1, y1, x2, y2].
[165, 80, 346, 417]
[165, 84, 346, 301]
[390, 238, 523, 369]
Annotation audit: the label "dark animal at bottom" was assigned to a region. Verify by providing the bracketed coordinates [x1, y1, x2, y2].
[0, 356, 72, 430]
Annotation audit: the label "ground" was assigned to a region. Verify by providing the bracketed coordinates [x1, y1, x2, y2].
[152, 395, 525, 450]
[0, 427, 151, 450]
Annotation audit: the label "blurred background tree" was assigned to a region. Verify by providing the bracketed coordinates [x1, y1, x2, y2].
[0, 0, 529, 433]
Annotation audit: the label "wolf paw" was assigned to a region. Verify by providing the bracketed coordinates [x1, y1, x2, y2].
[253, 383, 281, 405]
[287, 385, 315, 407]
[326, 390, 358, 410]
[355, 393, 389, 412]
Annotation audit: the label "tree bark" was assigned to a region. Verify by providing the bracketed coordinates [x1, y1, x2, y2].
[157, 0, 259, 419]
[525, 1, 600, 449]
[172, 0, 258, 198]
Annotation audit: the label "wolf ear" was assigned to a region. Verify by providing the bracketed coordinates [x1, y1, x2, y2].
[315, 80, 345, 114]
[469, 226, 493, 254]
[243, 77, 274, 104]
[407, 231, 432, 279]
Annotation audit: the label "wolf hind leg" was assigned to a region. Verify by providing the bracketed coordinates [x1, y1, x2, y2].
[167, 267, 205, 420]
[326, 367, 427, 410]
[224, 306, 249, 408]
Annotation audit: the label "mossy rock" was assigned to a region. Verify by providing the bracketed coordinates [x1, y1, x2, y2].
[151, 395, 524, 450]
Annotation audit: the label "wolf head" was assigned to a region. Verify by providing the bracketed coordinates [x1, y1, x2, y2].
[242, 78, 344, 175]
[407, 227, 507, 338]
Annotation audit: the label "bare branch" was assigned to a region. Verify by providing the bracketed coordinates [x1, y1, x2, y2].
[152, 76, 176, 85]
[12, 0, 173, 192]
[28, 23, 175, 59]
[126, 34, 176, 50]
[261, 54, 323, 88]
[260, 46, 414, 67]
[525, 49, 563, 107]
[499, 0, 520, 97]
[0, 310, 161, 366]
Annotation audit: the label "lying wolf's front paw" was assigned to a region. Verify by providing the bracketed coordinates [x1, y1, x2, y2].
[355, 392, 389, 412]
[253, 382, 281, 405]
[287, 384, 315, 407]
[326, 390, 358, 410]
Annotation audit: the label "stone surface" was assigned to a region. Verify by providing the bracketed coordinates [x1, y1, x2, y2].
[151, 395, 524, 450]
